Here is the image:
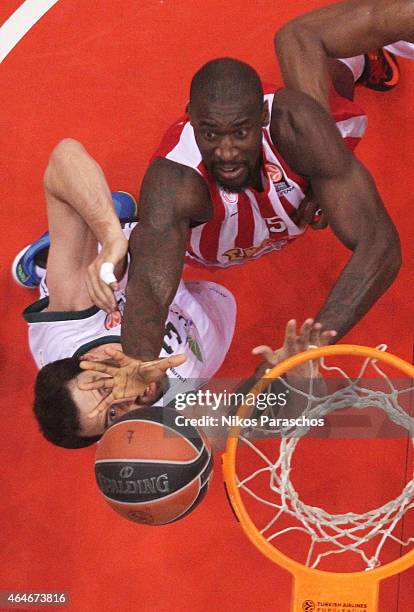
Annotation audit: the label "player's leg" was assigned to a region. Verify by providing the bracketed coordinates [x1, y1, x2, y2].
[13, 139, 137, 311]
[12, 190, 137, 289]
[39, 139, 126, 311]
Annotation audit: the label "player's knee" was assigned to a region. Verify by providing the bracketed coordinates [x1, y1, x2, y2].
[44, 138, 85, 190]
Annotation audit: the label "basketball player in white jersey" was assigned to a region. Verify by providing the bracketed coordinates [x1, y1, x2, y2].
[21, 139, 237, 449]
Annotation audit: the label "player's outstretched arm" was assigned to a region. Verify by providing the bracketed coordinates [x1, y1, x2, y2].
[270, 89, 401, 340]
[274, 0, 414, 108]
[121, 158, 211, 360]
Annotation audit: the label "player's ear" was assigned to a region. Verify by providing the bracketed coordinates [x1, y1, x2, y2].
[262, 101, 270, 127]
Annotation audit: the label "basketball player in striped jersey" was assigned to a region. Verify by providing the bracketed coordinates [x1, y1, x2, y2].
[117, 2, 414, 363]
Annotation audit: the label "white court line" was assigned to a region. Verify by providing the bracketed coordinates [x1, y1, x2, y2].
[0, 0, 60, 63]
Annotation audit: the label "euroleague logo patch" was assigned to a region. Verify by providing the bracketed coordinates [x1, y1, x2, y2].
[265, 162, 292, 194]
[265, 162, 283, 183]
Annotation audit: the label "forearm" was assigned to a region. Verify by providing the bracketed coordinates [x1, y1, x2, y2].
[44, 138, 123, 244]
[275, 0, 414, 108]
[122, 220, 188, 360]
[316, 240, 401, 340]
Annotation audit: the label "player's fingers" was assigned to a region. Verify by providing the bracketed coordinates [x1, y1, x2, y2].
[319, 330, 337, 346]
[111, 395, 139, 405]
[85, 272, 107, 312]
[79, 360, 117, 375]
[140, 354, 187, 372]
[165, 354, 187, 367]
[88, 266, 117, 312]
[85, 274, 114, 314]
[87, 394, 114, 419]
[308, 321, 323, 347]
[99, 262, 121, 301]
[252, 345, 274, 357]
[283, 319, 298, 353]
[99, 262, 117, 284]
[103, 346, 128, 364]
[297, 318, 314, 350]
[78, 377, 114, 391]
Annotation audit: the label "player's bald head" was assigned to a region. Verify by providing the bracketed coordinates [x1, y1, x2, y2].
[189, 58, 263, 113]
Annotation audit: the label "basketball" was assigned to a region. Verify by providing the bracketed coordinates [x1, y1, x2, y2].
[95, 407, 213, 525]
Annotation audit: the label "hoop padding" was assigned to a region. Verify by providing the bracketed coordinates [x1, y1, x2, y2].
[222, 344, 414, 609]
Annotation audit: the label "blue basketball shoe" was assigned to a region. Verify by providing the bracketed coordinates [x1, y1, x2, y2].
[11, 191, 138, 288]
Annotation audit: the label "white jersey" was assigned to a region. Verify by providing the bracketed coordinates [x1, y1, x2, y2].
[23, 225, 236, 400]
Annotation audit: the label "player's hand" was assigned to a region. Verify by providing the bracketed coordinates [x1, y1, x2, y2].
[85, 232, 128, 313]
[252, 318, 336, 379]
[292, 191, 328, 230]
[79, 346, 187, 419]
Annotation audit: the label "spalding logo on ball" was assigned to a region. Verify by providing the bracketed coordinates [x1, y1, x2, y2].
[95, 407, 213, 525]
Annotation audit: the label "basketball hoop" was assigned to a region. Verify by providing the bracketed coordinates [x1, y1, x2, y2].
[222, 344, 414, 611]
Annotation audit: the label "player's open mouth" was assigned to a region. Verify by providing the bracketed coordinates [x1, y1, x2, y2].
[215, 165, 245, 181]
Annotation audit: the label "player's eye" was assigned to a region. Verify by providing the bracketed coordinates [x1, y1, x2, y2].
[235, 128, 248, 139]
[108, 407, 118, 422]
[204, 130, 216, 141]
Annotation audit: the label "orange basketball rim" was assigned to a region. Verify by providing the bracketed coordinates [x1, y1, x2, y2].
[222, 344, 414, 611]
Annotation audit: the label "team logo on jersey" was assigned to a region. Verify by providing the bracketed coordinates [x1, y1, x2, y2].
[265, 162, 293, 194]
[105, 309, 122, 330]
[104, 295, 126, 329]
[188, 335, 204, 362]
[223, 237, 288, 261]
[220, 188, 238, 205]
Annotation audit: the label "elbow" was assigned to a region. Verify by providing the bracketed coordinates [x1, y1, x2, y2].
[369, 228, 402, 284]
[386, 231, 402, 280]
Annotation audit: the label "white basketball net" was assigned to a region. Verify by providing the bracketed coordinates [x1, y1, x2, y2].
[236, 346, 414, 570]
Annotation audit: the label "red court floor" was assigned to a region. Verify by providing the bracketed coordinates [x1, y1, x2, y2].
[1, 1, 414, 610]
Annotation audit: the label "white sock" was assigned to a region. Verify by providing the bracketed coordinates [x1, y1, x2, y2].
[385, 41, 414, 60]
[337, 55, 365, 82]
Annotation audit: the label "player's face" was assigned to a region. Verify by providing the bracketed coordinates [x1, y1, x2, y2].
[70, 371, 139, 437]
[190, 98, 269, 192]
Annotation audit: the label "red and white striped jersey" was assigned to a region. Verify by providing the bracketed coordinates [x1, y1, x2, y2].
[153, 83, 367, 268]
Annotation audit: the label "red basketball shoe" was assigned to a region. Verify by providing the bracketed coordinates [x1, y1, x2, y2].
[357, 48, 400, 91]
